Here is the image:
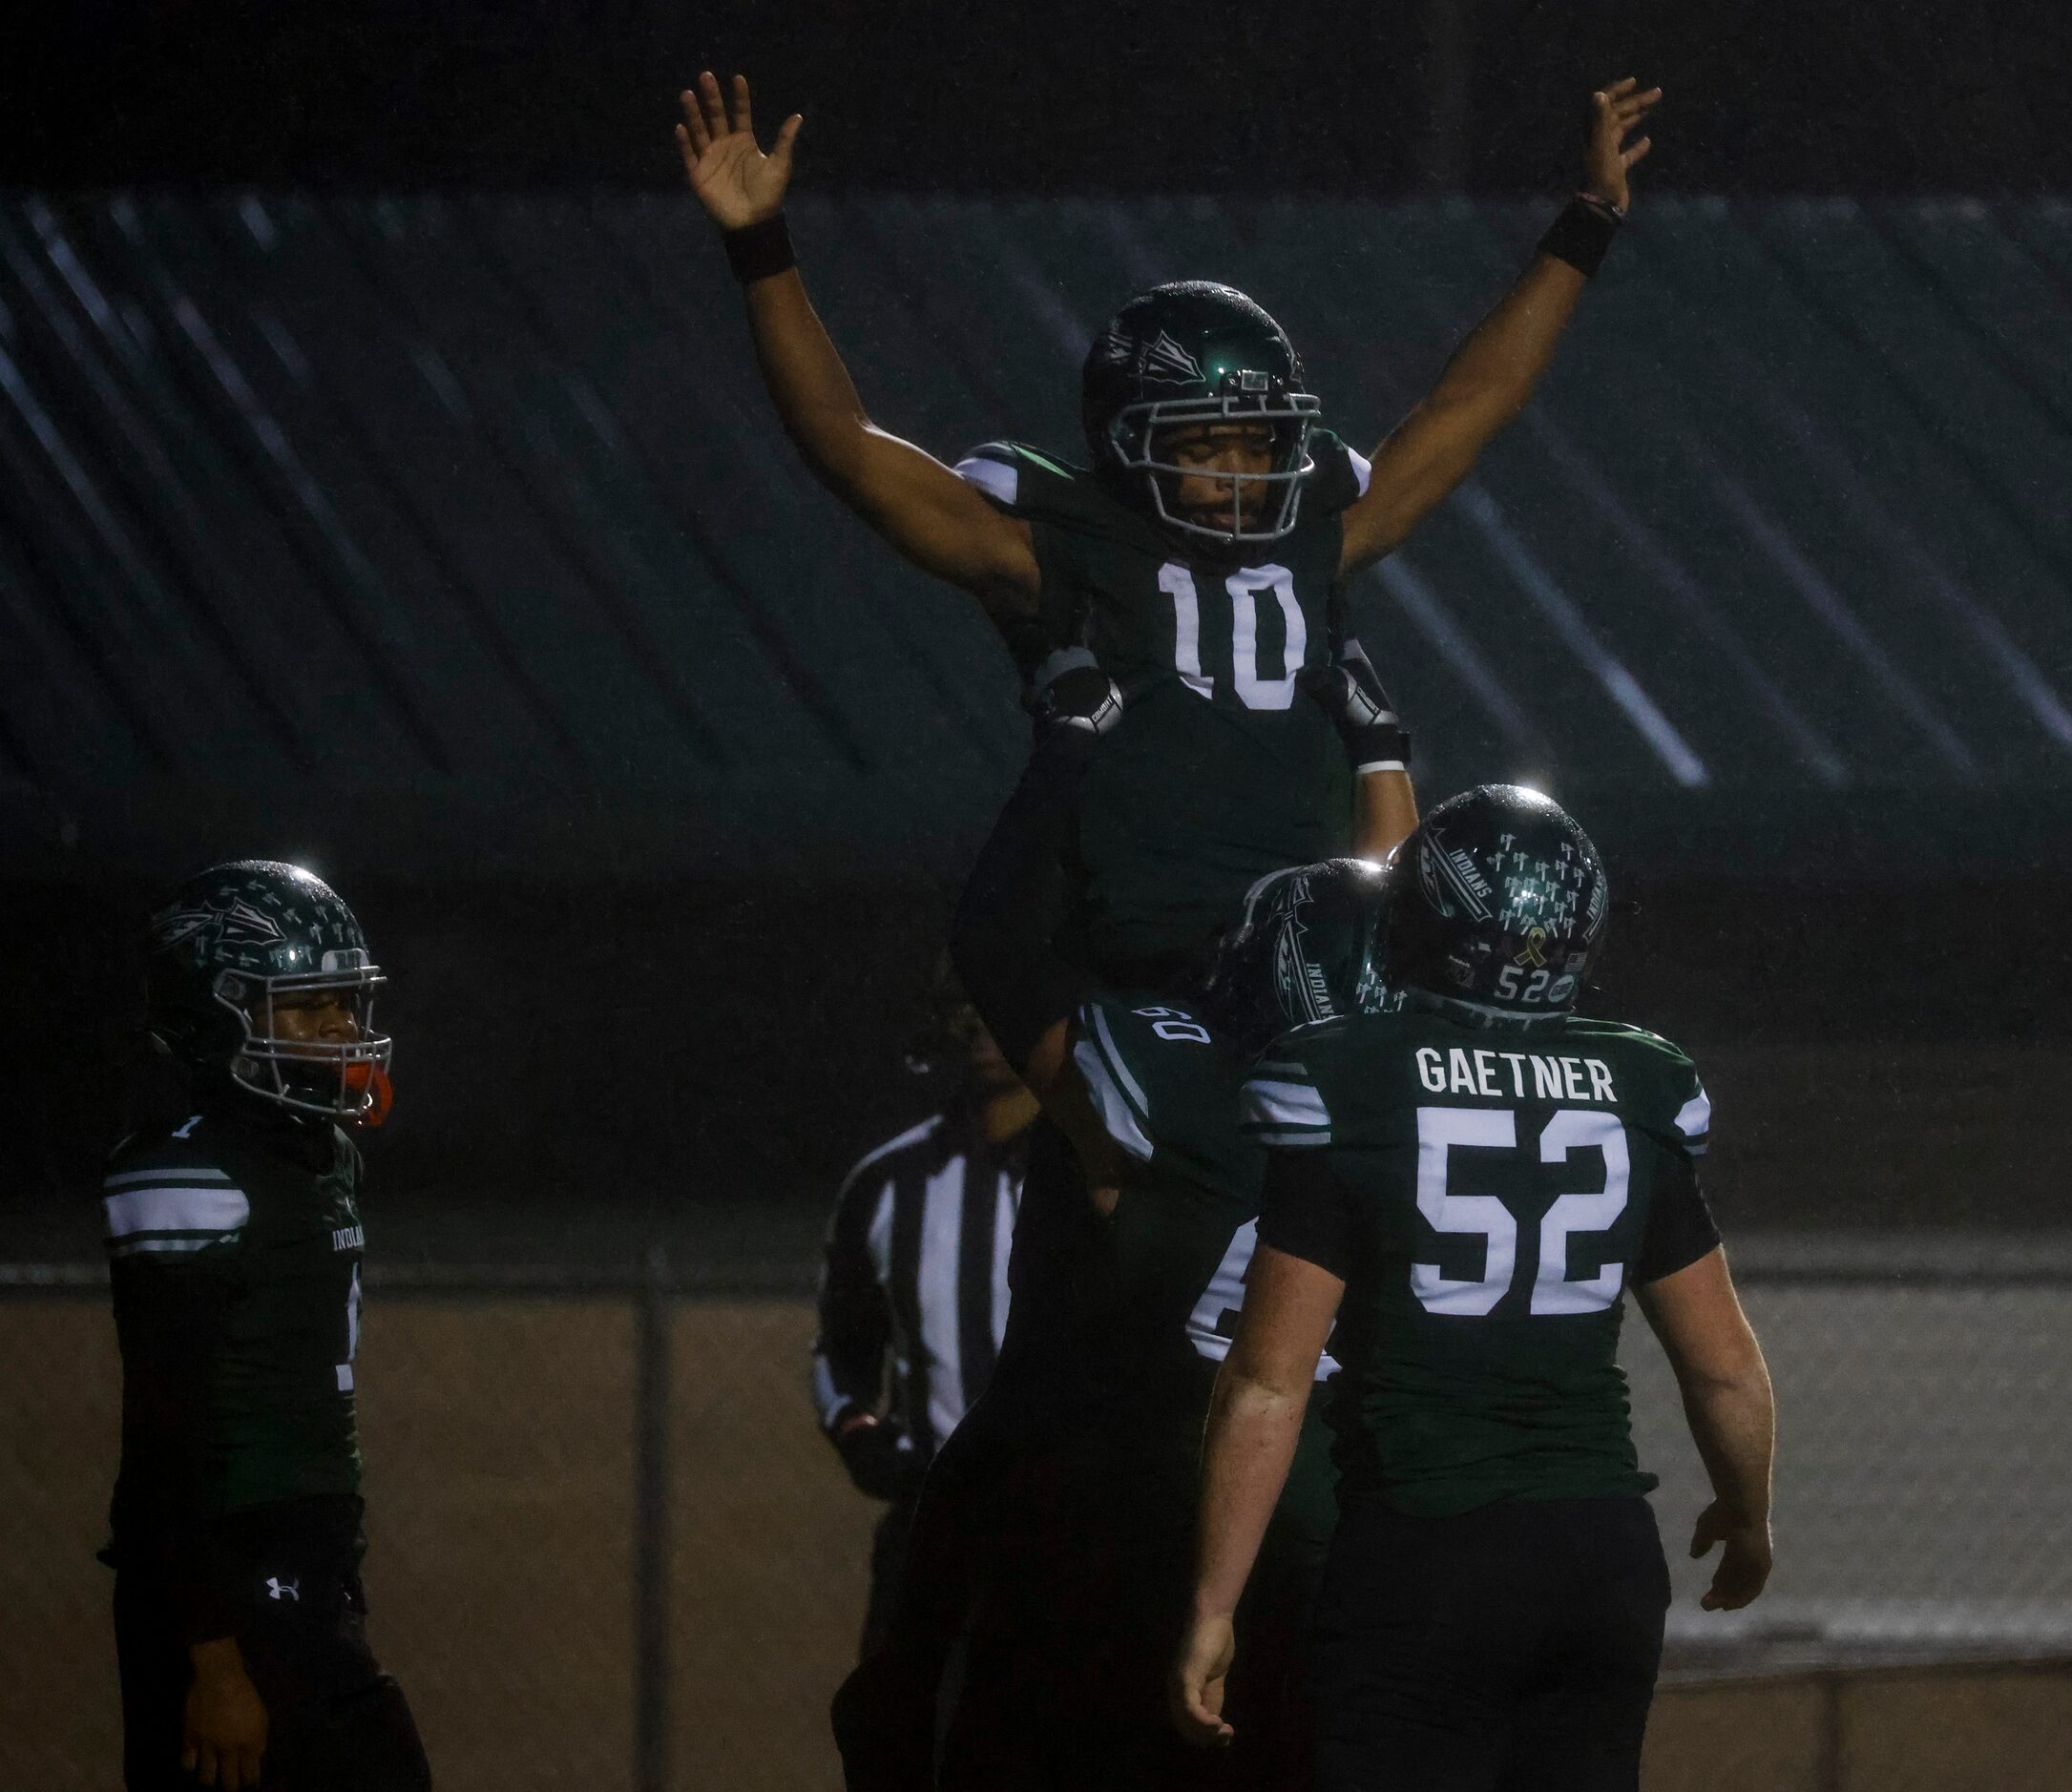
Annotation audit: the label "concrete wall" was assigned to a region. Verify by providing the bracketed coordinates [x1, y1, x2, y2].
[5, 1290, 2064, 1789]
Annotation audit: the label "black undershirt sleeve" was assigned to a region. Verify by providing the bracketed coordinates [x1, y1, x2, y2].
[1256, 1147, 1358, 1282]
[949, 726, 1097, 1072]
[1635, 1147, 1722, 1285]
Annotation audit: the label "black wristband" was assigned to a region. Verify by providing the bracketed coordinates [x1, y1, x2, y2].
[1349, 722, 1412, 776]
[1538, 194, 1625, 279]
[722, 213, 796, 284]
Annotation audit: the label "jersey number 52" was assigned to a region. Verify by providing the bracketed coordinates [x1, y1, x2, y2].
[1415, 1106, 1629, 1317]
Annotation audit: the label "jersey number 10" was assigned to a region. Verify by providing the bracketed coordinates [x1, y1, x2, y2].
[1159, 563, 1307, 709]
[1415, 1107, 1630, 1318]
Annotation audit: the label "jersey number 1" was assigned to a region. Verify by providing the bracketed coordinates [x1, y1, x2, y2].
[1159, 563, 1306, 709]
[1414, 1107, 1630, 1317]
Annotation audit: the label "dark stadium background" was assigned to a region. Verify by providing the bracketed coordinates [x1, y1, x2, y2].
[3, 5, 2070, 1788]
[6, 0, 2070, 1246]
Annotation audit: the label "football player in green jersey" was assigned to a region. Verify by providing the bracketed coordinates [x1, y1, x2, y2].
[1172, 790, 1776, 1791]
[102, 862, 429, 1792]
[837, 863, 1389, 1790]
[676, 68, 1659, 975]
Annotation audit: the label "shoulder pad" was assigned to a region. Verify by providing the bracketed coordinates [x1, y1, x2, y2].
[1562, 1018, 1709, 1156]
[1073, 992, 1229, 1164]
[953, 441, 1106, 526]
[102, 1119, 249, 1259]
[1303, 428, 1371, 518]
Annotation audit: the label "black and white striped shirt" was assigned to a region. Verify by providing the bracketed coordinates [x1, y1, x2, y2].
[811, 1108, 1026, 1460]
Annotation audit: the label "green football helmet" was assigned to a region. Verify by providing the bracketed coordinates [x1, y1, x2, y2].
[145, 859, 393, 1123]
[1381, 785, 1609, 1028]
[1081, 281, 1321, 548]
[1203, 856, 1394, 1051]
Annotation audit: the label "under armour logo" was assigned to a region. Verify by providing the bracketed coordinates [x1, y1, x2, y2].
[265, 1576, 301, 1602]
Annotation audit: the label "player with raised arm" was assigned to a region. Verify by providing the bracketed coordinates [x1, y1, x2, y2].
[676, 69, 1661, 1068]
[930, 862, 1399, 1789]
[101, 862, 429, 1792]
[1171, 790, 1775, 1790]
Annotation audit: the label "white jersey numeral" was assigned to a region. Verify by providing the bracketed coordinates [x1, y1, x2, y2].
[1412, 1106, 1631, 1318]
[337, 1263, 363, 1393]
[1413, 1108, 1519, 1315]
[1160, 562, 1305, 709]
[1188, 1219, 1340, 1379]
[1533, 1109, 1630, 1314]
[1159, 563, 1215, 698]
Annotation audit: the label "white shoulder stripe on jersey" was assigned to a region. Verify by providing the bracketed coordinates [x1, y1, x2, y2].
[104, 1166, 235, 1189]
[103, 1184, 250, 1240]
[1347, 446, 1372, 498]
[1250, 1128, 1334, 1149]
[1674, 1090, 1712, 1153]
[1087, 1006, 1151, 1118]
[953, 455, 1019, 507]
[1244, 1077, 1332, 1134]
[1074, 1031, 1154, 1164]
[110, 1235, 236, 1257]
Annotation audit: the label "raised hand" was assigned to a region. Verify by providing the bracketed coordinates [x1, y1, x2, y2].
[676, 72, 801, 232]
[1583, 76, 1662, 213]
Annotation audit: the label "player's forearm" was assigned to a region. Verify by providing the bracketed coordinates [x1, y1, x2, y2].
[1677, 1352, 1775, 1523]
[743, 268, 881, 495]
[1191, 1365, 1310, 1621]
[1426, 252, 1585, 429]
[1353, 769, 1417, 860]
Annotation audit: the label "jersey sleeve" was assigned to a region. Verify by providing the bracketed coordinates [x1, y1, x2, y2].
[1072, 998, 1162, 1164]
[1635, 1149, 1722, 1284]
[1304, 429, 1372, 517]
[1240, 1047, 1335, 1150]
[101, 1132, 253, 1637]
[102, 1136, 251, 1262]
[950, 726, 1099, 1071]
[1256, 1144, 1358, 1281]
[1633, 1043, 1720, 1282]
[952, 440, 1096, 522]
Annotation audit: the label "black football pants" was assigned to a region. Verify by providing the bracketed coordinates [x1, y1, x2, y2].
[1308, 1494, 1669, 1792]
[115, 1564, 430, 1792]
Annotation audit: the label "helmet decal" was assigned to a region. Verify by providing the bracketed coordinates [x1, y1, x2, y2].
[145, 860, 393, 1124]
[153, 895, 288, 954]
[1384, 786, 1608, 1026]
[1139, 330, 1207, 385]
[1205, 858, 1391, 1051]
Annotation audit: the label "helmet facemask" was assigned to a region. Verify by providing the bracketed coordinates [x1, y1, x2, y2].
[210, 954, 394, 1123]
[1107, 376, 1321, 547]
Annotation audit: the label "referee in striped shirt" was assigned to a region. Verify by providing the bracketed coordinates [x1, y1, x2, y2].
[812, 963, 1036, 1657]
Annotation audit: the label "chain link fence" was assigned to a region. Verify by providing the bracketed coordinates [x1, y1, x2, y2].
[4, 1250, 2068, 1790]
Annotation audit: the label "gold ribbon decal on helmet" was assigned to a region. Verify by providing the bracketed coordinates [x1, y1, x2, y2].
[1514, 926, 1550, 969]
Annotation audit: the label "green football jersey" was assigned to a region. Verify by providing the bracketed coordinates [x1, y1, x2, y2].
[1243, 1009, 1717, 1518]
[104, 1105, 366, 1532]
[957, 437, 1371, 968]
[1073, 992, 1339, 1540]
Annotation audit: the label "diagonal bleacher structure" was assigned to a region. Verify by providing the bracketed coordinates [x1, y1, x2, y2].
[3, 191, 2071, 879]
